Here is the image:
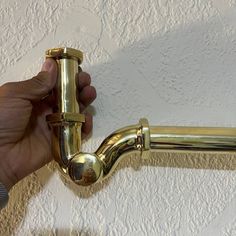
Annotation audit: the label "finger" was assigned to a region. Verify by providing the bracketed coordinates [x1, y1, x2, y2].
[82, 113, 93, 135]
[41, 58, 57, 76]
[77, 86, 97, 111]
[40, 89, 57, 107]
[0, 59, 57, 102]
[76, 72, 91, 91]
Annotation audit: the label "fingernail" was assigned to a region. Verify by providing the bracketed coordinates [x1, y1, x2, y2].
[41, 59, 54, 72]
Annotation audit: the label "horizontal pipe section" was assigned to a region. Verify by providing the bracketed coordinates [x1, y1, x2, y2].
[150, 126, 236, 152]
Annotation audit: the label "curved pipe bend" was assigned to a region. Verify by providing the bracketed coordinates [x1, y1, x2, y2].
[67, 119, 150, 186]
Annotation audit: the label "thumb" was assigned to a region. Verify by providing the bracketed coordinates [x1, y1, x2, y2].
[1, 59, 58, 101]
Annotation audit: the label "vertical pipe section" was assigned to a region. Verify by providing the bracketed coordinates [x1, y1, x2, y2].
[56, 59, 78, 113]
[46, 48, 84, 170]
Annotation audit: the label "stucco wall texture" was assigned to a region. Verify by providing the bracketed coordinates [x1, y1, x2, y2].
[1, 0, 236, 235]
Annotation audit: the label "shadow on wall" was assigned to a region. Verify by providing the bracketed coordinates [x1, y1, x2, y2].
[1, 17, 236, 234]
[66, 16, 236, 196]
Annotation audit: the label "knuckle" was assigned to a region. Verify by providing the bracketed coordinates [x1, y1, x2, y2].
[32, 72, 51, 91]
[37, 71, 49, 79]
[32, 71, 48, 83]
[79, 71, 91, 80]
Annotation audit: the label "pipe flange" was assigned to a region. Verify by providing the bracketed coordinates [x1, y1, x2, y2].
[46, 47, 83, 64]
[46, 112, 85, 123]
[139, 118, 151, 159]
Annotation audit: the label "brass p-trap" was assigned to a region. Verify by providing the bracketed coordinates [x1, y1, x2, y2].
[46, 47, 236, 186]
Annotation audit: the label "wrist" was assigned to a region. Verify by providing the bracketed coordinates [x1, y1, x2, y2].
[0, 182, 9, 209]
[0, 173, 13, 191]
[0, 160, 15, 191]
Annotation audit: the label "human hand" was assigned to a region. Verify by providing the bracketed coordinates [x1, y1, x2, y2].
[0, 59, 96, 190]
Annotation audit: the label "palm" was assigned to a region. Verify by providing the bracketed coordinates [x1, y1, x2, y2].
[0, 98, 52, 182]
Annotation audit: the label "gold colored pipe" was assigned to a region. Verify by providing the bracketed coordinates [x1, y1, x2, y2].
[46, 48, 85, 170]
[45, 47, 236, 187]
[149, 126, 236, 151]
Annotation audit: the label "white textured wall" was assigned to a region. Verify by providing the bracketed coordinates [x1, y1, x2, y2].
[1, 0, 236, 235]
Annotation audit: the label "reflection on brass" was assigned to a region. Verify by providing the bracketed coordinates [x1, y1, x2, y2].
[46, 47, 236, 187]
[46, 47, 85, 168]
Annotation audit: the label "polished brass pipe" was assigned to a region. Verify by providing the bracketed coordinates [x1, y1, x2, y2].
[46, 48, 85, 171]
[149, 126, 236, 151]
[67, 119, 236, 186]
[46, 47, 236, 187]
